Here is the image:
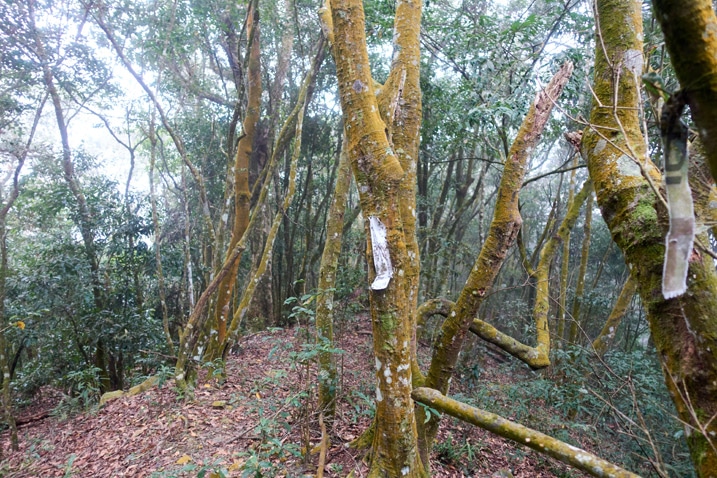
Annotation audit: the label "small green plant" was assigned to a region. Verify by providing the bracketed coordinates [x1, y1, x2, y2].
[52, 366, 102, 417]
[62, 454, 76, 478]
[149, 460, 229, 478]
[238, 439, 301, 478]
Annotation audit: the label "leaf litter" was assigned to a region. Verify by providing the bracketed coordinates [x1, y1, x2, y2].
[1, 324, 589, 477]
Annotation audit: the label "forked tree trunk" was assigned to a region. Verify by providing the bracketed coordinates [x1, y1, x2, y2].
[328, 0, 426, 475]
[205, 1, 262, 360]
[419, 61, 574, 462]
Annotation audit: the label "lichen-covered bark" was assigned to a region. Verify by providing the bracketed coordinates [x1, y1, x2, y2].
[173, 42, 324, 386]
[557, 166, 578, 344]
[328, 0, 425, 475]
[376, 0, 424, 393]
[585, 1, 717, 474]
[412, 388, 641, 478]
[316, 139, 351, 423]
[688, 138, 717, 238]
[206, 2, 262, 359]
[652, 0, 717, 184]
[221, 39, 325, 359]
[591, 274, 637, 357]
[224, 100, 307, 353]
[419, 62, 574, 458]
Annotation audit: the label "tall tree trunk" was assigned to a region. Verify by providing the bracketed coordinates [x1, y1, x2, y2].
[206, 1, 262, 360]
[585, 1, 717, 474]
[567, 191, 593, 344]
[557, 162, 578, 345]
[327, 0, 426, 475]
[315, 138, 351, 424]
[149, 112, 175, 355]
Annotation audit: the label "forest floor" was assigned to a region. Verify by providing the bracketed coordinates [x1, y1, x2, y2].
[0, 319, 594, 477]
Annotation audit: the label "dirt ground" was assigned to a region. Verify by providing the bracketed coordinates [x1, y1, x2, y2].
[1, 325, 586, 477]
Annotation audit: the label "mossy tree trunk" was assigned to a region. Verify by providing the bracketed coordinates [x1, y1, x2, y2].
[418, 61, 574, 462]
[205, 1, 261, 361]
[557, 164, 578, 345]
[315, 138, 351, 424]
[467, 180, 592, 366]
[585, 1, 717, 474]
[591, 274, 637, 357]
[327, 0, 426, 475]
[412, 388, 641, 478]
[173, 41, 325, 385]
[567, 191, 593, 344]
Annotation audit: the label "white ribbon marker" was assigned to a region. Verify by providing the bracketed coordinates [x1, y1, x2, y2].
[369, 216, 393, 290]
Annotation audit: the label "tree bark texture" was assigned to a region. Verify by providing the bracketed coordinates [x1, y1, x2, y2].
[206, 2, 261, 359]
[328, 0, 426, 475]
[557, 165, 578, 344]
[568, 191, 593, 344]
[585, 1, 717, 474]
[470, 180, 592, 368]
[316, 138, 352, 423]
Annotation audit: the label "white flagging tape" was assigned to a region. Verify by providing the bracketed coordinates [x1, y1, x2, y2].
[369, 216, 393, 290]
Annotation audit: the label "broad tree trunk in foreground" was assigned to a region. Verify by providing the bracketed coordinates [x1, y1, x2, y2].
[329, 0, 426, 475]
[585, 1, 717, 474]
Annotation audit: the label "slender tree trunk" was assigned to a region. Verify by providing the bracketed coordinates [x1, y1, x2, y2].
[206, 1, 262, 360]
[419, 62, 574, 462]
[591, 274, 637, 357]
[316, 138, 351, 424]
[149, 112, 175, 355]
[31, 1, 112, 390]
[557, 163, 578, 344]
[567, 192, 593, 344]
